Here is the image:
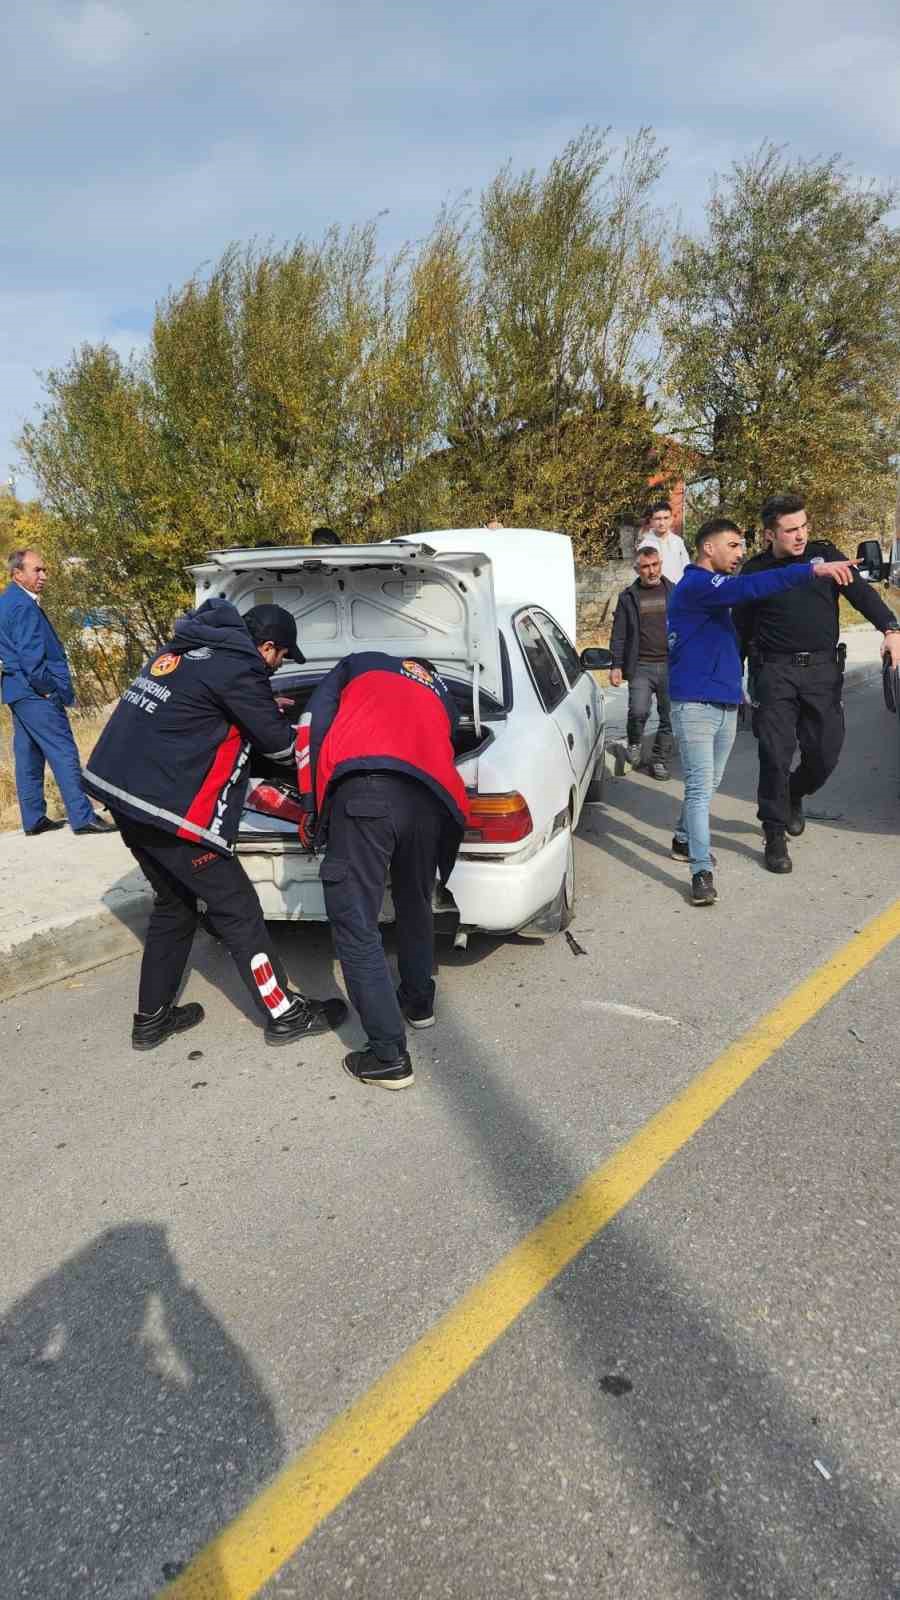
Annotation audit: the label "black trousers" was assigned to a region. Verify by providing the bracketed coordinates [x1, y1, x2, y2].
[117, 816, 294, 1020]
[753, 659, 844, 830]
[321, 773, 443, 1062]
[626, 661, 673, 754]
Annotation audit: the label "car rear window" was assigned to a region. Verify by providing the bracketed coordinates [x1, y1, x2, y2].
[515, 612, 566, 711]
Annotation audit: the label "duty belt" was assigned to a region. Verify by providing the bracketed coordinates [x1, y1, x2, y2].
[759, 648, 838, 667]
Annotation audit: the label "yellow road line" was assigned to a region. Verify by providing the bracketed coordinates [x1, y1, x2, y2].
[161, 897, 900, 1600]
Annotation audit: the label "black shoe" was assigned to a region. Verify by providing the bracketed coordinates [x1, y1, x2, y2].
[786, 798, 805, 837]
[650, 760, 670, 781]
[265, 994, 348, 1046]
[132, 1002, 204, 1051]
[764, 830, 792, 873]
[74, 814, 117, 834]
[671, 837, 716, 866]
[624, 743, 642, 767]
[343, 1049, 414, 1090]
[398, 989, 435, 1029]
[24, 816, 66, 836]
[691, 871, 717, 906]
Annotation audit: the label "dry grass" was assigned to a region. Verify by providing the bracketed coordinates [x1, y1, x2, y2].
[0, 707, 110, 832]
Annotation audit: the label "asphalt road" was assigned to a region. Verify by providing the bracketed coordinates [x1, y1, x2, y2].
[1, 665, 898, 1600]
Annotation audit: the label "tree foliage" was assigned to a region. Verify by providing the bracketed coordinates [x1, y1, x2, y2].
[19, 127, 669, 664]
[662, 145, 900, 533]
[0, 496, 126, 709]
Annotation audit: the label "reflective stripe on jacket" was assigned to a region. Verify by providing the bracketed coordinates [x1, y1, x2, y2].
[85, 599, 294, 855]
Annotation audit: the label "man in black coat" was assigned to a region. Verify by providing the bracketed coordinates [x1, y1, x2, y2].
[86, 599, 346, 1050]
[735, 493, 900, 874]
[609, 544, 676, 780]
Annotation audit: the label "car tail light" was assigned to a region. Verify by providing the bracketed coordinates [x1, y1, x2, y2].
[465, 791, 533, 843]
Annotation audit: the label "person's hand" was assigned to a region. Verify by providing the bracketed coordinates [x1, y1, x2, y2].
[298, 813, 315, 850]
[882, 630, 900, 669]
[609, 668, 623, 687]
[813, 559, 856, 587]
[274, 695, 294, 710]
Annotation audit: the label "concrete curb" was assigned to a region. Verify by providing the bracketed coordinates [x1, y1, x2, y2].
[0, 890, 152, 1004]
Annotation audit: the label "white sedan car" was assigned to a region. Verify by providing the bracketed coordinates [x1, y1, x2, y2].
[188, 529, 611, 939]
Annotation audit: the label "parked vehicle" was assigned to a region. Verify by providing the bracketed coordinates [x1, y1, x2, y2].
[189, 529, 611, 939]
[857, 539, 900, 737]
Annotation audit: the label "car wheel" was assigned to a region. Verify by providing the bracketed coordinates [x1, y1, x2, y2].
[884, 658, 898, 715]
[558, 830, 576, 930]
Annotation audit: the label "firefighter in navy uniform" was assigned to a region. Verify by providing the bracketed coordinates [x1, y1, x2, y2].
[295, 651, 468, 1091]
[85, 600, 347, 1050]
[735, 494, 900, 874]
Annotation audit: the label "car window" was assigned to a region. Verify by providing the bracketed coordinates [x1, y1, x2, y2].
[515, 611, 566, 712]
[533, 610, 583, 687]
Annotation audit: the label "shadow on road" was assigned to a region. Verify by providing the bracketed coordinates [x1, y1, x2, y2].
[1, 1223, 283, 1599]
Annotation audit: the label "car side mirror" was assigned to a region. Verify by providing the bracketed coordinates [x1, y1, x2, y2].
[856, 540, 884, 582]
[581, 646, 613, 671]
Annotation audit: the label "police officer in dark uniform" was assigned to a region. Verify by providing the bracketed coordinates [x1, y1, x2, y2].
[295, 651, 468, 1091]
[85, 599, 347, 1050]
[735, 493, 900, 874]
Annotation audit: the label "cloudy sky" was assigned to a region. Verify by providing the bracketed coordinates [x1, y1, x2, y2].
[3, 0, 900, 497]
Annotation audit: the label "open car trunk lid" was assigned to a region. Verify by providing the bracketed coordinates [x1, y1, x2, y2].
[188, 540, 503, 703]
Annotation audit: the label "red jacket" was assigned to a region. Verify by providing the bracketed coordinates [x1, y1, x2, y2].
[295, 651, 468, 880]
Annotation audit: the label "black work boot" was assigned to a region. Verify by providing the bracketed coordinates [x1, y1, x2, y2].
[691, 871, 717, 906]
[764, 829, 793, 874]
[132, 1002, 204, 1051]
[786, 795, 806, 837]
[343, 1049, 414, 1090]
[265, 993, 347, 1046]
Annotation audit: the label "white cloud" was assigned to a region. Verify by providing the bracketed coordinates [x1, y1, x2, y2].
[53, 1, 142, 67]
[3, 0, 900, 495]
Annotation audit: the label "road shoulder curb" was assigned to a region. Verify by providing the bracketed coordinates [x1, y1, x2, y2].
[0, 891, 152, 1003]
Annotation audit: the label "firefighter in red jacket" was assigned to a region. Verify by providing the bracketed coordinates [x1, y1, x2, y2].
[295, 651, 468, 1090]
[86, 600, 347, 1051]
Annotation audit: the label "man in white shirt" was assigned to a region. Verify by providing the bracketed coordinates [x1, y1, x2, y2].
[640, 500, 690, 584]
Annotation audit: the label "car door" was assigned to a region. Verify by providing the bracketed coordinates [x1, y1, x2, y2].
[531, 608, 599, 807]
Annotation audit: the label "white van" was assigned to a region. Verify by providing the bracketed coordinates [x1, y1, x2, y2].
[189, 529, 611, 939]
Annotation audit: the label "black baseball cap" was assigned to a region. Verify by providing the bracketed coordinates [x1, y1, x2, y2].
[243, 603, 305, 663]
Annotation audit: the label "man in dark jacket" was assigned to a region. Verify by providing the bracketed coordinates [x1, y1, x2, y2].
[734, 493, 900, 873]
[85, 599, 346, 1050]
[609, 544, 676, 779]
[295, 651, 468, 1091]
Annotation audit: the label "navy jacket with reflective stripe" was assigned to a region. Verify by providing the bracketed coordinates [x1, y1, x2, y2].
[84, 600, 294, 854]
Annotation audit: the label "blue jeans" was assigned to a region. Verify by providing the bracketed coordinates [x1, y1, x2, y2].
[8, 695, 96, 831]
[671, 701, 738, 874]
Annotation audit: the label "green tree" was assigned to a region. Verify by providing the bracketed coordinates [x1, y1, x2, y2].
[662, 145, 900, 533]
[19, 129, 673, 657]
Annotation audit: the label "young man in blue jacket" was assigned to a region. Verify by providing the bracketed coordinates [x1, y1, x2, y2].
[667, 518, 854, 905]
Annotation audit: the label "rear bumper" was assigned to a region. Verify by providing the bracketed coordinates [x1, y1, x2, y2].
[447, 826, 569, 933]
[236, 824, 569, 934]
